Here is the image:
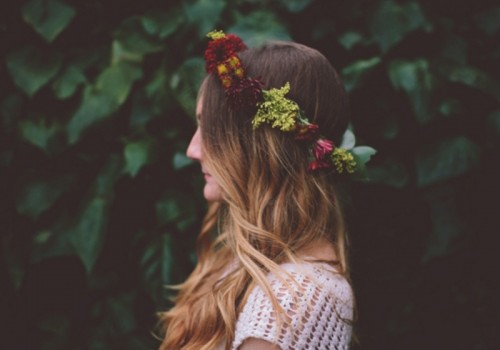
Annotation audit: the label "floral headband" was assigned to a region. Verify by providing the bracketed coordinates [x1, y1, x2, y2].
[204, 30, 376, 175]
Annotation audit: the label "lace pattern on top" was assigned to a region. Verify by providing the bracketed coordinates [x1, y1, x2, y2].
[231, 262, 353, 350]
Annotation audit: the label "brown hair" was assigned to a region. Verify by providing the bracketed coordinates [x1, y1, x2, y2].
[159, 41, 352, 350]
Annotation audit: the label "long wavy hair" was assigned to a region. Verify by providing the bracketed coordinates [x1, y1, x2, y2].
[159, 41, 351, 350]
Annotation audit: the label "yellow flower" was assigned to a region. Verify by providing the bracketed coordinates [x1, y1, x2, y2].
[207, 30, 226, 40]
[331, 148, 356, 174]
[217, 64, 228, 75]
[252, 82, 299, 132]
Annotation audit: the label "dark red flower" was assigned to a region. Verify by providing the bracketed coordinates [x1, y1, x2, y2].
[225, 77, 264, 110]
[295, 123, 320, 142]
[308, 159, 331, 171]
[204, 34, 247, 74]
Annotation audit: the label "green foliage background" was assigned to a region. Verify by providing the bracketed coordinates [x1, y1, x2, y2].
[1, 0, 499, 349]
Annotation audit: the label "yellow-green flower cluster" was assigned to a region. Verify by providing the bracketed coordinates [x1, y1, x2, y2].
[252, 82, 299, 132]
[207, 30, 226, 40]
[331, 148, 356, 174]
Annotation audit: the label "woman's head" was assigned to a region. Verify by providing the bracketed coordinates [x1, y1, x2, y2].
[189, 41, 350, 203]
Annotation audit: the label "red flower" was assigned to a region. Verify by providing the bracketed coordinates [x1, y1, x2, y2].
[308, 138, 335, 171]
[225, 77, 264, 109]
[312, 138, 334, 160]
[204, 34, 247, 74]
[295, 123, 319, 141]
[308, 159, 331, 171]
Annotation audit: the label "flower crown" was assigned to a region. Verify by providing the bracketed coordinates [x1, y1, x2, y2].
[204, 30, 376, 176]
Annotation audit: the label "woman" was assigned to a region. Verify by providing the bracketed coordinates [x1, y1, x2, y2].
[160, 31, 362, 350]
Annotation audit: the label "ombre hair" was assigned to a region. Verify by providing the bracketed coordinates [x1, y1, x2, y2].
[159, 41, 352, 350]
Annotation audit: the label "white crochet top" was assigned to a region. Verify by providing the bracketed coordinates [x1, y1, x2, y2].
[217, 262, 353, 350]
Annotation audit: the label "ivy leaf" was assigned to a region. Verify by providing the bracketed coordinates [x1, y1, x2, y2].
[141, 10, 184, 39]
[388, 59, 434, 124]
[338, 31, 366, 50]
[370, 0, 431, 53]
[96, 63, 142, 105]
[69, 197, 107, 272]
[170, 57, 205, 117]
[422, 186, 465, 262]
[366, 158, 409, 188]
[342, 57, 381, 92]
[67, 63, 141, 143]
[277, 0, 312, 13]
[67, 86, 118, 144]
[124, 140, 151, 177]
[19, 120, 59, 153]
[16, 175, 75, 219]
[182, 0, 225, 38]
[22, 0, 76, 43]
[228, 11, 291, 47]
[172, 152, 193, 170]
[140, 234, 174, 303]
[156, 191, 196, 231]
[114, 17, 164, 55]
[6, 46, 62, 97]
[474, 6, 500, 36]
[416, 137, 480, 187]
[447, 66, 500, 102]
[52, 65, 87, 99]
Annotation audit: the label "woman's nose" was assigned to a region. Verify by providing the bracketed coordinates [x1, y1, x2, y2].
[186, 127, 202, 161]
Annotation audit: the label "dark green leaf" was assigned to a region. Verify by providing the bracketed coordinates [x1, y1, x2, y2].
[114, 17, 164, 55]
[22, 0, 76, 42]
[156, 191, 196, 231]
[183, 0, 225, 38]
[447, 66, 500, 102]
[96, 63, 142, 105]
[342, 57, 381, 92]
[172, 152, 193, 170]
[141, 10, 184, 39]
[440, 35, 468, 66]
[474, 6, 500, 35]
[145, 68, 173, 116]
[338, 31, 365, 50]
[66, 86, 118, 144]
[388, 59, 434, 123]
[124, 140, 151, 177]
[95, 154, 123, 196]
[416, 137, 480, 187]
[111, 40, 143, 65]
[370, 0, 431, 53]
[278, 0, 312, 13]
[69, 197, 107, 272]
[422, 186, 465, 262]
[52, 65, 87, 99]
[2, 94, 24, 130]
[19, 120, 59, 152]
[170, 57, 205, 116]
[6, 46, 62, 97]
[16, 175, 74, 219]
[366, 159, 409, 188]
[228, 11, 291, 47]
[439, 99, 462, 117]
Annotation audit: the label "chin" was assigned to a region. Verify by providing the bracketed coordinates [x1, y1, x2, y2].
[203, 184, 223, 202]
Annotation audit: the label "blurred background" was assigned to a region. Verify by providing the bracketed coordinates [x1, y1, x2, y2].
[1, 0, 499, 349]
